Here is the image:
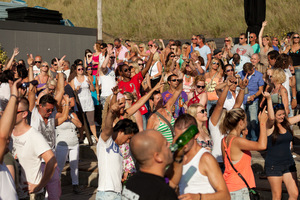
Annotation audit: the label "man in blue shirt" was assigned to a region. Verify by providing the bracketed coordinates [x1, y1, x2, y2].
[238, 63, 264, 141]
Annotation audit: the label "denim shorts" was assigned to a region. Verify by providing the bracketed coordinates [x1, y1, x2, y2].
[230, 187, 250, 200]
[96, 191, 121, 200]
[265, 163, 297, 177]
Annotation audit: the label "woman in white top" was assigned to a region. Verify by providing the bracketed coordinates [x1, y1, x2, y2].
[149, 52, 163, 88]
[55, 95, 82, 194]
[70, 64, 98, 142]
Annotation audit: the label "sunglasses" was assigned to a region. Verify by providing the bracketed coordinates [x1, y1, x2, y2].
[35, 61, 42, 63]
[127, 45, 131, 47]
[171, 79, 180, 82]
[17, 110, 26, 114]
[293, 36, 300, 39]
[77, 68, 84, 71]
[198, 109, 207, 114]
[226, 69, 234, 72]
[110, 56, 115, 59]
[45, 108, 54, 113]
[87, 68, 92, 70]
[139, 46, 143, 48]
[148, 44, 153, 47]
[42, 65, 48, 68]
[239, 38, 245, 40]
[212, 62, 219, 65]
[196, 85, 205, 89]
[123, 68, 130, 72]
[53, 64, 57, 66]
[273, 103, 284, 110]
[138, 63, 144, 66]
[224, 40, 230, 42]
[249, 36, 254, 38]
[192, 38, 197, 40]
[170, 55, 175, 58]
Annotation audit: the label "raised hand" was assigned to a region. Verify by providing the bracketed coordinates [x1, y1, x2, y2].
[262, 21, 268, 27]
[111, 85, 121, 95]
[27, 54, 35, 66]
[258, 106, 268, 123]
[56, 55, 66, 70]
[150, 45, 157, 54]
[239, 74, 249, 89]
[13, 47, 19, 57]
[107, 45, 113, 54]
[63, 94, 70, 105]
[262, 92, 271, 100]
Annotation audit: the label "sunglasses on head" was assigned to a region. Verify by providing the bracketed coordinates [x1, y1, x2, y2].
[198, 109, 207, 114]
[212, 61, 219, 65]
[196, 85, 205, 89]
[273, 103, 284, 110]
[77, 68, 84, 71]
[35, 61, 42, 63]
[171, 79, 180, 82]
[226, 69, 234, 72]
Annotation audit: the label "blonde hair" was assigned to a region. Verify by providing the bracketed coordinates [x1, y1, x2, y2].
[272, 68, 286, 84]
[181, 59, 194, 74]
[262, 36, 272, 47]
[219, 108, 246, 135]
[139, 43, 146, 53]
[209, 58, 222, 71]
[165, 60, 173, 73]
[224, 37, 234, 48]
[207, 40, 217, 52]
[47, 79, 57, 88]
[153, 52, 160, 62]
[129, 42, 139, 55]
[187, 103, 205, 118]
[291, 33, 300, 45]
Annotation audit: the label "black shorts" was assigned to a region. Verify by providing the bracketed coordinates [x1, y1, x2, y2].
[265, 163, 297, 177]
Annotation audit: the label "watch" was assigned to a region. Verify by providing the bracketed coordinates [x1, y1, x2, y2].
[292, 96, 296, 100]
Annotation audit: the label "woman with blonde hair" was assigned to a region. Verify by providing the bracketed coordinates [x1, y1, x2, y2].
[207, 40, 217, 53]
[222, 37, 234, 61]
[205, 58, 223, 116]
[259, 21, 274, 67]
[149, 52, 163, 88]
[35, 61, 51, 96]
[187, 103, 212, 151]
[125, 42, 139, 61]
[270, 68, 289, 115]
[181, 59, 198, 96]
[188, 75, 207, 107]
[220, 107, 268, 199]
[138, 43, 147, 60]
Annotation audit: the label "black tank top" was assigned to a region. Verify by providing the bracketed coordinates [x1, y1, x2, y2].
[265, 131, 294, 167]
[289, 49, 300, 66]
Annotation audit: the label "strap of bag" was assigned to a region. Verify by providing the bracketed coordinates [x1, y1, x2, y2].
[155, 111, 174, 138]
[207, 71, 218, 90]
[223, 140, 251, 189]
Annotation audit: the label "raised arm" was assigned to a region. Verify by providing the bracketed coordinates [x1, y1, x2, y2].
[259, 21, 267, 48]
[55, 95, 70, 126]
[141, 46, 156, 77]
[98, 46, 113, 75]
[165, 80, 183, 111]
[233, 75, 248, 108]
[126, 80, 164, 117]
[210, 78, 231, 126]
[3, 48, 19, 71]
[262, 92, 275, 128]
[27, 54, 36, 112]
[54, 56, 66, 106]
[101, 102, 119, 142]
[0, 79, 20, 163]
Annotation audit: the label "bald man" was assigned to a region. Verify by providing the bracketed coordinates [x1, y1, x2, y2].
[122, 130, 178, 200]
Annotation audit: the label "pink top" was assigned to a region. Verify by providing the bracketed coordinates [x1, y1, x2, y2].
[183, 76, 194, 96]
[92, 53, 100, 75]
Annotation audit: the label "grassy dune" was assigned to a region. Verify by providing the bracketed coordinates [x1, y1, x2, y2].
[2, 0, 300, 41]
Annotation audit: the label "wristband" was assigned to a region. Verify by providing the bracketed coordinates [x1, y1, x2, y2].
[10, 94, 18, 99]
[292, 96, 296, 100]
[57, 70, 62, 73]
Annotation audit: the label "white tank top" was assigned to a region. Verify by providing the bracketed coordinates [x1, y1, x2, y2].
[99, 68, 116, 97]
[179, 148, 216, 195]
[149, 61, 160, 79]
[56, 114, 78, 147]
[74, 76, 94, 112]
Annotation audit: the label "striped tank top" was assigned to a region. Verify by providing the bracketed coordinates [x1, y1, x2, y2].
[156, 109, 175, 144]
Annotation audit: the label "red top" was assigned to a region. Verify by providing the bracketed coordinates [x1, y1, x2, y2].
[92, 53, 100, 75]
[223, 137, 255, 192]
[187, 91, 204, 107]
[118, 72, 147, 115]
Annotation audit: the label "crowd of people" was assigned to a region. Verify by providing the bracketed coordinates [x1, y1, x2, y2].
[0, 20, 299, 200]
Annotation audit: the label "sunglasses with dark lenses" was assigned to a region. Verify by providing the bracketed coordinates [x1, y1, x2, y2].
[42, 65, 48, 68]
[171, 79, 180, 82]
[226, 69, 234, 72]
[138, 63, 144, 66]
[249, 36, 254, 38]
[196, 85, 205, 89]
[239, 38, 245, 40]
[224, 40, 230, 42]
[273, 103, 284, 110]
[212, 62, 219, 65]
[53, 64, 58, 66]
[170, 55, 175, 58]
[192, 38, 197, 40]
[110, 56, 115, 59]
[35, 61, 42, 63]
[148, 45, 153, 47]
[77, 68, 84, 71]
[293, 36, 300, 39]
[87, 68, 92, 70]
[123, 68, 130, 72]
[198, 109, 207, 114]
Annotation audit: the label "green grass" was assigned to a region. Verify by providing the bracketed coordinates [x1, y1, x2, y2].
[2, 0, 300, 42]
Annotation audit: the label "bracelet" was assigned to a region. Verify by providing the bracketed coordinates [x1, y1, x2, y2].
[174, 156, 183, 163]
[10, 94, 18, 99]
[57, 70, 62, 73]
[240, 87, 245, 90]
